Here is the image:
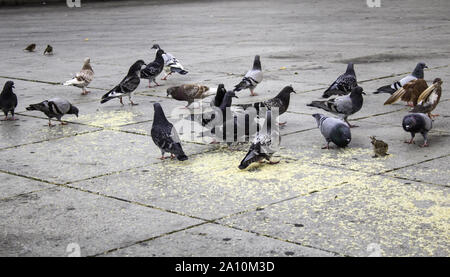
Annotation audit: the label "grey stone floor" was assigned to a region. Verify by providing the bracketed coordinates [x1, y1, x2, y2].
[0, 0, 449, 257]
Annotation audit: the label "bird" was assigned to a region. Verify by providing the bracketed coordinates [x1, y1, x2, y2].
[140, 46, 165, 87]
[151, 103, 188, 161]
[374, 62, 427, 94]
[210, 84, 227, 108]
[24, 43, 36, 52]
[239, 111, 280, 169]
[101, 60, 146, 105]
[0, 81, 18, 121]
[322, 63, 357, 98]
[402, 113, 433, 147]
[166, 84, 210, 107]
[148, 44, 188, 80]
[63, 57, 94, 95]
[307, 86, 365, 128]
[26, 98, 79, 126]
[370, 136, 389, 158]
[238, 85, 296, 126]
[43, 45, 53, 55]
[383, 79, 428, 106]
[234, 55, 263, 96]
[410, 78, 443, 118]
[312, 113, 351, 149]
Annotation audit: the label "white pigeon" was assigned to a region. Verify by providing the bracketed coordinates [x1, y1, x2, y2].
[63, 57, 94, 95]
[162, 52, 188, 80]
[234, 55, 263, 96]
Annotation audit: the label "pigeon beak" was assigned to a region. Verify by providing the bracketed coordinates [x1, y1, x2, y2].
[424, 65, 428, 68]
[362, 91, 366, 95]
[293, 90, 297, 94]
[233, 95, 239, 98]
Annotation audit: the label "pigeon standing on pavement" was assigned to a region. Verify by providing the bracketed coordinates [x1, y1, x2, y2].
[374, 62, 427, 94]
[101, 60, 146, 105]
[43, 45, 53, 55]
[312, 113, 351, 149]
[211, 84, 227, 108]
[141, 46, 165, 88]
[234, 55, 263, 96]
[64, 57, 95, 95]
[151, 103, 188, 161]
[166, 84, 210, 107]
[26, 98, 79, 126]
[410, 78, 443, 118]
[383, 79, 428, 106]
[322, 63, 357, 98]
[0, 81, 18, 121]
[307, 86, 365, 127]
[24, 44, 36, 52]
[370, 136, 389, 158]
[402, 113, 433, 147]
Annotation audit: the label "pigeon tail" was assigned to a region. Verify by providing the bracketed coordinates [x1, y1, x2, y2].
[234, 78, 251, 92]
[331, 125, 351, 147]
[374, 84, 395, 94]
[307, 101, 330, 112]
[174, 68, 188, 75]
[239, 145, 262, 170]
[100, 89, 117, 104]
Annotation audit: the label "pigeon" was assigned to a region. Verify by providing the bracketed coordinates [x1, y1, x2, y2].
[151, 103, 188, 161]
[402, 113, 433, 147]
[43, 45, 53, 55]
[101, 60, 146, 105]
[24, 43, 36, 52]
[63, 57, 94, 95]
[26, 98, 79, 126]
[374, 62, 427, 94]
[145, 44, 189, 80]
[238, 85, 296, 125]
[322, 63, 357, 98]
[383, 79, 428, 106]
[0, 81, 18, 121]
[234, 55, 263, 96]
[210, 84, 227, 108]
[141, 46, 165, 87]
[410, 78, 443, 118]
[312, 113, 351, 149]
[370, 136, 389, 158]
[167, 84, 210, 107]
[239, 111, 280, 169]
[307, 86, 365, 128]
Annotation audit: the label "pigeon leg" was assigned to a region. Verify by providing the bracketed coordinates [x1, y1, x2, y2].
[153, 80, 161, 86]
[59, 120, 68, 125]
[170, 154, 176, 159]
[420, 133, 429, 147]
[48, 119, 55, 127]
[406, 102, 414, 107]
[344, 117, 358, 128]
[429, 113, 440, 118]
[321, 142, 330, 149]
[278, 122, 287, 126]
[119, 97, 124, 106]
[250, 88, 257, 96]
[161, 72, 172, 80]
[148, 80, 153, 88]
[129, 96, 138, 106]
[404, 134, 415, 144]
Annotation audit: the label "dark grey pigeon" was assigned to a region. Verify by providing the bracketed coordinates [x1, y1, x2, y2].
[312, 113, 351, 149]
[234, 55, 263, 96]
[239, 111, 280, 169]
[141, 48, 165, 87]
[210, 84, 227, 108]
[307, 86, 365, 128]
[322, 63, 357, 98]
[402, 113, 433, 147]
[101, 60, 146, 105]
[151, 103, 188, 161]
[26, 98, 79, 126]
[374, 62, 427, 94]
[0, 81, 18, 121]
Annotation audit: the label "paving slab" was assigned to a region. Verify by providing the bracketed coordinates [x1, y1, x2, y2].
[219, 175, 450, 257]
[0, 172, 53, 199]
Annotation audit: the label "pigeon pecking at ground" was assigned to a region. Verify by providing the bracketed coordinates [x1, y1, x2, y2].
[383, 79, 428, 107]
[63, 57, 95, 95]
[234, 55, 263, 96]
[148, 44, 188, 80]
[238, 111, 280, 169]
[151, 103, 188, 161]
[402, 113, 433, 147]
[26, 98, 79, 126]
[370, 136, 389, 158]
[312, 113, 351, 149]
[167, 84, 210, 107]
[101, 60, 146, 105]
[410, 78, 443, 118]
[374, 62, 427, 94]
[307, 86, 365, 128]
[43, 45, 53, 55]
[0, 81, 18, 121]
[24, 43, 36, 52]
[140, 46, 165, 88]
[322, 63, 357, 98]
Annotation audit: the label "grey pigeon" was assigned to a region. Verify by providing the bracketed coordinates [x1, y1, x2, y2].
[307, 86, 365, 128]
[402, 113, 433, 147]
[26, 98, 79, 126]
[151, 103, 188, 161]
[374, 62, 427, 94]
[101, 60, 146, 105]
[64, 57, 94, 95]
[234, 55, 263, 96]
[0, 81, 18, 121]
[239, 111, 280, 169]
[210, 84, 227, 108]
[148, 44, 189, 80]
[322, 63, 357, 98]
[312, 113, 351, 149]
[141, 46, 165, 87]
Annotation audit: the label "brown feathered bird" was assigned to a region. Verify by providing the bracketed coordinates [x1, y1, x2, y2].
[43, 45, 53, 55]
[384, 79, 428, 106]
[63, 58, 94, 95]
[370, 136, 389, 158]
[167, 84, 210, 107]
[24, 43, 36, 52]
[410, 78, 443, 118]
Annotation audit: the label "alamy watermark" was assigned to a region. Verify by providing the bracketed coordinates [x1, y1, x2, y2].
[67, 0, 81, 8]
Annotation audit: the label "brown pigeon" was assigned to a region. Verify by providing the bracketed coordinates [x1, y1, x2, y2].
[410, 78, 443, 118]
[383, 79, 428, 106]
[166, 84, 210, 107]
